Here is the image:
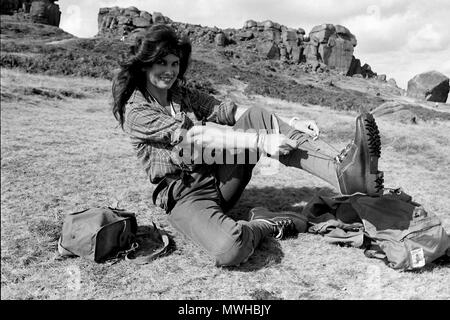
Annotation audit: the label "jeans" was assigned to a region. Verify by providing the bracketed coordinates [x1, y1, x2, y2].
[167, 106, 339, 266]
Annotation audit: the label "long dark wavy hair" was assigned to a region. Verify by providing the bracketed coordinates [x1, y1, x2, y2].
[112, 24, 192, 128]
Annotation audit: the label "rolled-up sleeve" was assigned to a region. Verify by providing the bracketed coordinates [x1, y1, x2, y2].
[125, 102, 194, 146]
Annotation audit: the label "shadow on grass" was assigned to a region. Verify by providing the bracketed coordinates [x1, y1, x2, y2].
[227, 186, 338, 221]
[221, 186, 337, 272]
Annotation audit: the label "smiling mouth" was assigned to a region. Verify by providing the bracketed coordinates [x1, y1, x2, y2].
[160, 76, 174, 82]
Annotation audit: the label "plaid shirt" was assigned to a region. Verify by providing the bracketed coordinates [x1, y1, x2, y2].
[124, 84, 237, 185]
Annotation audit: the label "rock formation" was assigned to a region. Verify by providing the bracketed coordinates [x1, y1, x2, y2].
[407, 71, 449, 103]
[30, 0, 60, 26]
[1, 0, 60, 27]
[97, 7, 171, 39]
[96, 7, 379, 78]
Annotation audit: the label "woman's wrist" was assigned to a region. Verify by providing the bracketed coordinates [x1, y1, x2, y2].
[289, 117, 300, 127]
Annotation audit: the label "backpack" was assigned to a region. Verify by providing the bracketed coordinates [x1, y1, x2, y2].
[302, 189, 450, 270]
[351, 189, 449, 270]
[58, 207, 169, 264]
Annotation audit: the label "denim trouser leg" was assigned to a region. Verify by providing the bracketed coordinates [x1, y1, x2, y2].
[168, 106, 339, 266]
[217, 106, 340, 210]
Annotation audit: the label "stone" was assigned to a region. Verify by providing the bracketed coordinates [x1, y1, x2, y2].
[262, 20, 274, 30]
[215, 32, 227, 46]
[377, 74, 387, 82]
[263, 28, 281, 43]
[347, 56, 362, 76]
[153, 12, 166, 24]
[133, 16, 151, 28]
[236, 31, 254, 41]
[309, 24, 336, 43]
[258, 42, 280, 60]
[297, 28, 306, 35]
[282, 30, 297, 42]
[291, 46, 302, 63]
[140, 10, 152, 21]
[320, 37, 354, 73]
[123, 7, 139, 17]
[117, 15, 131, 25]
[388, 78, 397, 87]
[30, 0, 61, 27]
[407, 71, 449, 102]
[244, 19, 257, 29]
[304, 42, 319, 62]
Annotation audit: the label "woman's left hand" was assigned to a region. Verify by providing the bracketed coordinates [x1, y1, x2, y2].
[291, 119, 320, 139]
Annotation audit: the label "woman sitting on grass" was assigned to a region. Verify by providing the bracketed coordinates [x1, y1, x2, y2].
[112, 24, 383, 266]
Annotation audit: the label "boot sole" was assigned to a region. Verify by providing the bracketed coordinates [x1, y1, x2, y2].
[362, 113, 381, 174]
[361, 113, 384, 194]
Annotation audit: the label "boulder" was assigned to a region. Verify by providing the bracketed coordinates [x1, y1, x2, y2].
[244, 19, 257, 29]
[297, 28, 306, 35]
[407, 71, 449, 102]
[236, 31, 254, 41]
[153, 12, 166, 24]
[377, 74, 387, 82]
[30, 0, 61, 27]
[318, 37, 354, 73]
[387, 78, 397, 87]
[258, 42, 280, 60]
[309, 24, 336, 43]
[123, 6, 139, 17]
[263, 28, 281, 43]
[117, 15, 131, 25]
[347, 56, 362, 76]
[133, 16, 151, 28]
[215, 32, 227, 46]
[262, 20, 274, 30]
[140, 11, 152, 21]
[282, 30, 297, 42]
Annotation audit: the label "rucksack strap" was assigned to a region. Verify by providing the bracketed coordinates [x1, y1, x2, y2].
[124, 223, 170, 265]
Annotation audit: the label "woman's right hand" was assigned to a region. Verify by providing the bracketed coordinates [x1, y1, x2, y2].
[258, 133, 298, 157]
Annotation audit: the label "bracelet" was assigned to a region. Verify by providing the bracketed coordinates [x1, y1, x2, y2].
[289, 117, 300, 127]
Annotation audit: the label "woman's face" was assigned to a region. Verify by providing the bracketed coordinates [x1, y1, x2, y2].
[145, 54, 180, 91]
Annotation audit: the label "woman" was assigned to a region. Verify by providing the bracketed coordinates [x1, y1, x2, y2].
[112, 24, 383, 267]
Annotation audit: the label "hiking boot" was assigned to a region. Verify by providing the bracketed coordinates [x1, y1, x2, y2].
[249, 207, 308, 240]
[335, 112, 384, 196]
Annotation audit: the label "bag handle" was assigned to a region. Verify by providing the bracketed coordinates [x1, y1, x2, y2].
[124, 223, 170, 265]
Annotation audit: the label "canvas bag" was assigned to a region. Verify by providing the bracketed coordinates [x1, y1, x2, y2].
[349, 189, 450, 270]
[302, 189, 450, 270]
[58, 207, 138, 262]
[58, 207, 170, 264]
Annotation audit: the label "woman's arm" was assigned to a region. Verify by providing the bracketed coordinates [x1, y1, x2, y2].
[181, 124, 298, 157]
[234, 106, 319, 139]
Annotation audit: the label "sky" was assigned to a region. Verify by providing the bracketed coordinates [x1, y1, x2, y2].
[58, 0, 450, 90]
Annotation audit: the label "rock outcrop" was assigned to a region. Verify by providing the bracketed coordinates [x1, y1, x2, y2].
[407, 71, 449, 103]
[1, 0, 60, 27]
[96, 7, 379, 78]
[97, 7, 171, 38]
[305, 24, 357, 74]
[30, 0, 60, 27]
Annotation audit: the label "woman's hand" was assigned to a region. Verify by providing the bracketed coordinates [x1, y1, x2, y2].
[258, 133, 298, 157]
[291, 119, 320, 139]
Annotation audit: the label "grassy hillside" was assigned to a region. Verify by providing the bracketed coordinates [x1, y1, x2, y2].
[1, 16, 389, 112]
[1, 69, 449, 300]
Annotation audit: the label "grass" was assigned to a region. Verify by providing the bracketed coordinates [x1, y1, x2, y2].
[1, 69, 449, 300]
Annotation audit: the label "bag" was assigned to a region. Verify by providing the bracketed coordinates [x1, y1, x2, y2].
[302, 188, 450, 270]
[58, 207, 169, 264]
[351, 189, 450, 270]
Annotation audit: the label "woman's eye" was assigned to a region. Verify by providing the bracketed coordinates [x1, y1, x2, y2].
[156, 60, 166, 65]
[173, 61, 179, 67]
